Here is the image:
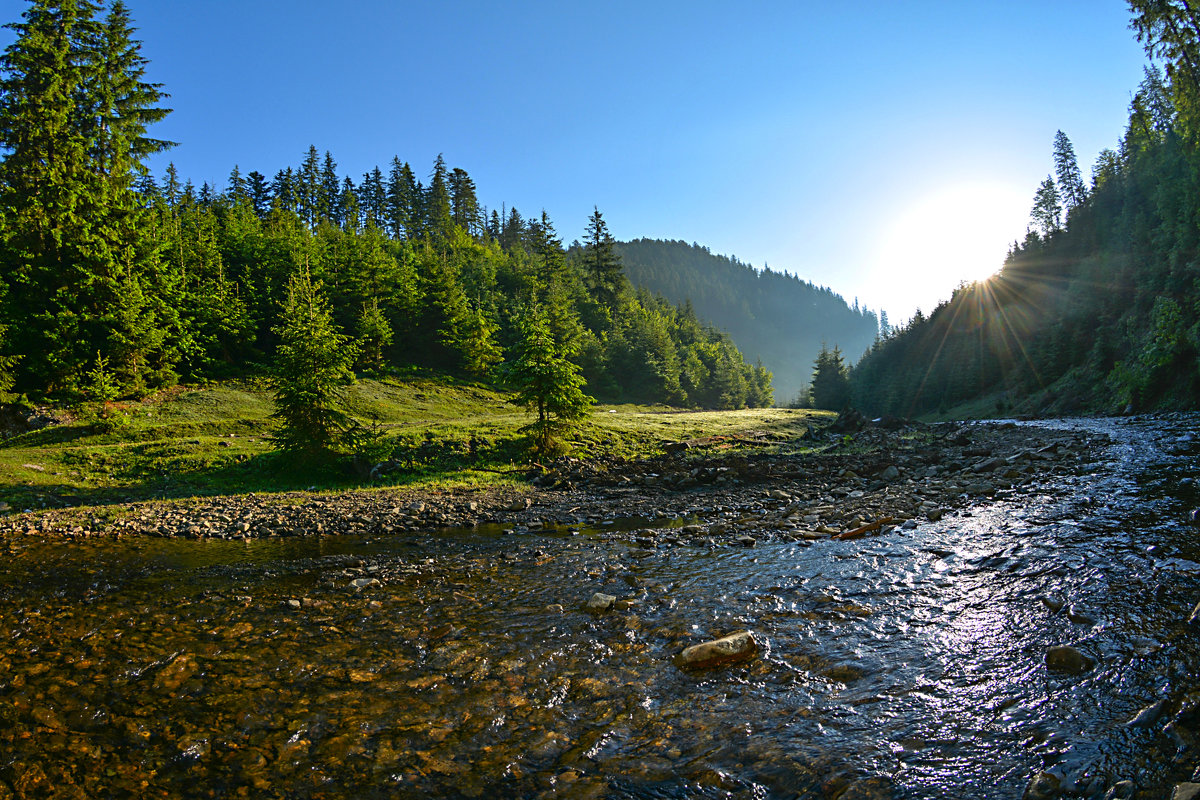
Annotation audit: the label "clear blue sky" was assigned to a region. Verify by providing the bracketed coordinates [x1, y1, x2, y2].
[3, 1, 1151, 326]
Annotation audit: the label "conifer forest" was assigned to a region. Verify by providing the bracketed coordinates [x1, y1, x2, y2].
[0, 0, 772, 424]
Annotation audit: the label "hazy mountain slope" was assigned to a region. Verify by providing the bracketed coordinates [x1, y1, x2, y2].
[615, 238, 880, 403]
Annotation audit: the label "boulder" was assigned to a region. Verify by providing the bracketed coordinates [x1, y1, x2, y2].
[674, 630, 759, 669]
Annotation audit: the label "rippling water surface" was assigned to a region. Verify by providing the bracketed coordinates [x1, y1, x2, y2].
[1, 416, 1198, 798]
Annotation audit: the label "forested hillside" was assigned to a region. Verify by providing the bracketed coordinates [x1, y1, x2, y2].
[849, 4, 1200, 418]
[614, 239, 880, 403]
[0, 1, 771, 416]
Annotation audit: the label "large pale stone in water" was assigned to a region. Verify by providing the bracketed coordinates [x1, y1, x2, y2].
[674, 630, 759, 669]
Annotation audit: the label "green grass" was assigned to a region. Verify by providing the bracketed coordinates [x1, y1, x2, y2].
[0, 377, 831, 512]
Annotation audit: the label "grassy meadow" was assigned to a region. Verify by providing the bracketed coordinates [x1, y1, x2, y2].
[0, 377, 828, 512]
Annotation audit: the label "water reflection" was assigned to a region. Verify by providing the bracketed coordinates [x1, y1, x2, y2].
[0, 417, 1197, 798]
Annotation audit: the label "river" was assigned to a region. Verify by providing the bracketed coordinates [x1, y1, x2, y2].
[1, 415, 1198, 798]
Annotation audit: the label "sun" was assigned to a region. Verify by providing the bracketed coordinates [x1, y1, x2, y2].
[867, 181, 1030, 324]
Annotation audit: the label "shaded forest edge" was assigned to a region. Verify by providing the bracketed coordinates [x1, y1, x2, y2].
[0, 0, 774, 461]
[851, 5, 1200, 419]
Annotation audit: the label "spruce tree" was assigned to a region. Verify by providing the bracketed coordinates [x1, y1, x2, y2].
[1053, 130, 1087, 212]
[582, 207, 624, 313]
[386, 157, 417, 239]
[0, 0, 175, 396]
[506, 308, 593, 456]
[424, 153, 453, 242]
[1029, 176, 1063, 238]
[809, 344, 850, 410]
[269, 271, 358, 459]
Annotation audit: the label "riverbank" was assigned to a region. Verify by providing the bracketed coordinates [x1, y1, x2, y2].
[0, 415, 1105, 547]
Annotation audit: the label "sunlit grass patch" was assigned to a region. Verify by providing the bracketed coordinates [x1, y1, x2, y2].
[0, 378, 829, 511]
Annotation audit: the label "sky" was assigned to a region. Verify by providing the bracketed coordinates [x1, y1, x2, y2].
[1, 1, 1151, 327]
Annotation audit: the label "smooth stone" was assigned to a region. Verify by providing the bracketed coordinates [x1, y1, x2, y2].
[1102, 781, 1135, 800]
[674, 630, 759, 669]
[1173, 784, 1200, 800]
[1046, 645, 1094, 675]
[584, 592, 616, 613]
[1023, 771, 1061, 800]
[1066, 605, 1096, 626]
[1039, 595, 1065, 613]
[1125, 699, 1167, 728]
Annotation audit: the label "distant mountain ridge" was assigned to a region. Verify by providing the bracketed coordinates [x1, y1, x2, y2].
[614, 238, 880, 402]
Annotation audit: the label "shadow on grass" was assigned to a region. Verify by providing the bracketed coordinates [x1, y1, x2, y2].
[0, 446, 534, 513]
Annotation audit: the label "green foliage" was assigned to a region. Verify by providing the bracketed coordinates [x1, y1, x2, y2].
[354, 299, 393, 372]
[1053, 130, 1087, 212]
[505, 308, 593, 456]
[0, 0, 175, 397]
[1029, 176, 1062, 238]
[268, 272, 358, 459]
[809, 344, 850, 411]
[85, 350, 127, 431]
[581, 207, 625, 315]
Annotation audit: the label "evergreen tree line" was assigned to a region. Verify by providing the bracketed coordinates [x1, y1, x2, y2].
[613, 238, 880, 404]
[0, 1, 771, 413]
[849, 4, 1200, 417]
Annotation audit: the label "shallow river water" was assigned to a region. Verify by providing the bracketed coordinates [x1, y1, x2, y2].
[1, 416, 1199, 799]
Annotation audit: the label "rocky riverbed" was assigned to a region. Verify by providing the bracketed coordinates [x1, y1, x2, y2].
[1, 414, 1199, 799]
[0, 417, 1103, 547]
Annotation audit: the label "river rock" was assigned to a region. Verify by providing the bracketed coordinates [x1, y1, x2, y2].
[154, 653, 198, 692]
[1102, 781, 1135, 800]
[1023, 771, 1060, 800]
[1173, 784, 1200, 800]
[880, 465, 901, 481]
[1188, 601, 1200, 625]
[674, 630, 758, 669]
[1065, 605, 1096, 626]
[584, 593, 616, 613]
[1045, 645, 1094, 675]
[350, 577, 381, 590]
[1125, 698, 1167, 728]
[1039, 595, 1065, 613]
